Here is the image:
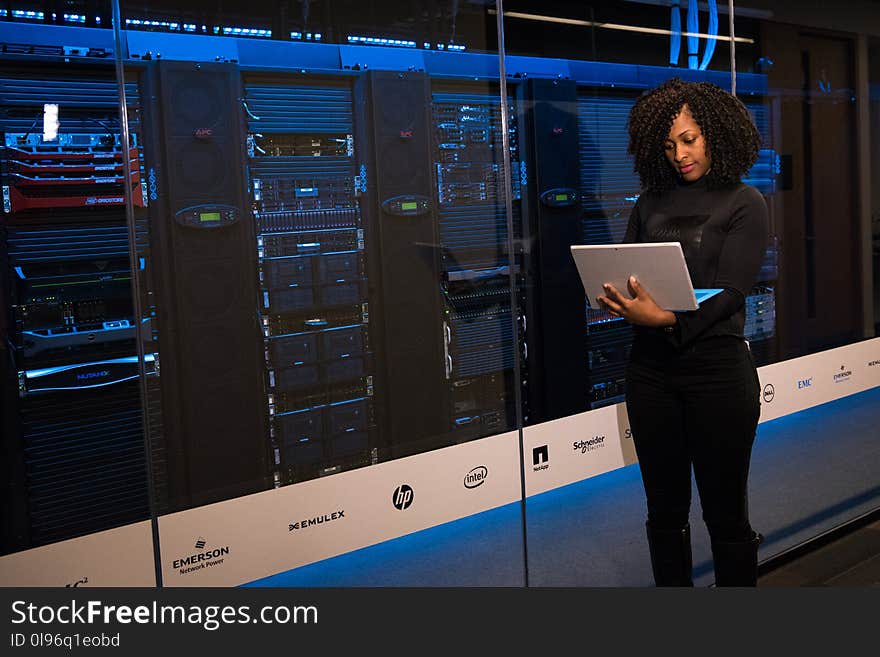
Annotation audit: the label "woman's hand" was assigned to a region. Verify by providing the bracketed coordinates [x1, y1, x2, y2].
[597, 276, 677, 328]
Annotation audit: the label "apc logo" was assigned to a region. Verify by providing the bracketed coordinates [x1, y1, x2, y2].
[797, 377, 813, 390]
[392, 485, 414, 510]
[762, 384, 775, 403]
[532, 445, 549, 472]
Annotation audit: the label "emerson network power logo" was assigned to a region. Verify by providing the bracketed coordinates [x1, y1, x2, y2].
[172, 537, 229, 575]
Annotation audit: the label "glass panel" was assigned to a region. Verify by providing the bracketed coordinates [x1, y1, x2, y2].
[0, 1, 156, 585]
[117, 0, 527, 586]
[872, 36, 880, 337]
[506, 0, 879, 588]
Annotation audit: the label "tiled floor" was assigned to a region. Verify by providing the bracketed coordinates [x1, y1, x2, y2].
[758, 518, 880, 587]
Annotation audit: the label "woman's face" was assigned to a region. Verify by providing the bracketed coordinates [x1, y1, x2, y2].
[664, 104, 711, 182]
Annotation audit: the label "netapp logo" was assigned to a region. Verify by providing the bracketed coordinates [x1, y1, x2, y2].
[797, 377, 813, 390]
[573, 436, 606, 454]
[464, 466, 488, 489]
[76, 370, 109, 381]
[392, 485, 414, 510]
[172, 537, 230, 575]
[833, 365, 852, 384]
[762, 384, 775, 403]
[532, 445, 549, 472]
[289, 510, 345, 531]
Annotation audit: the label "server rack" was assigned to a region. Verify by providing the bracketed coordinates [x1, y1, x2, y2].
[431, 83, 526, 436]
[0, 66, 150, 554]
[245, 75, 377, 483]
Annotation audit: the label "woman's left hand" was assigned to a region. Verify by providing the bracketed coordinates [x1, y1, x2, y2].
[597, 276, 677, 328]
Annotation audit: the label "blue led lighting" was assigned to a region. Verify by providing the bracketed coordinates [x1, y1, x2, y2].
[64, 14, 86, 24]
[347, 35, 416, 48]
[0, 10, 7, 18]
[699, 0, 718, 71]
[24, 355, 152, 380]
[183, 23, 196, 32]
[126, 18, 181, 31]
[12, 10, 44, 19]
[291, 31, 303, 39]
[222, 26, 272, 37]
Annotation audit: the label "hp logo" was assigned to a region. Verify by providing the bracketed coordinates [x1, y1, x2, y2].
[392, 485, 414, 511]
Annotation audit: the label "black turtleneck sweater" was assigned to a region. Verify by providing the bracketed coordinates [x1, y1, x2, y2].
[623, 176, 769, 348]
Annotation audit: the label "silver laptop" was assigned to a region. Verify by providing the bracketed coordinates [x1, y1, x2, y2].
[570, 243, 723, 312]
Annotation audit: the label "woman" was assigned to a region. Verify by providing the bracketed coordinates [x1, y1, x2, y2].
[597, 78, 769, 587]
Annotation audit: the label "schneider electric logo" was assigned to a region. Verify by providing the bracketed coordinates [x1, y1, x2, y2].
[464, 466, 488, 489]
[289, 510, 345, 532]
[833, 365, 852, 384]
[172, 537, 230, 575]
[532, 445, 549, 472]
[573, 435, 605, 454]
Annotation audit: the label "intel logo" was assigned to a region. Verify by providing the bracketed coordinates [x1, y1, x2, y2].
[464, 466, 488, 489]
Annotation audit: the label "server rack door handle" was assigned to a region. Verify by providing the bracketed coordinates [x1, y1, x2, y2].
[241, 99, 261, 121]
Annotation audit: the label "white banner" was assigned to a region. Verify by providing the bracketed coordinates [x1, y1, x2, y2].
[523, 403, 633, 498]
[522, 337, 880, 498]
[0, 521, 156, 588]
[757, 337, 880, 423]
[158, 430, 522, 587]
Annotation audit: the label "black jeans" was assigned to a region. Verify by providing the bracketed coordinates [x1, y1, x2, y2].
[625, 334, 761, 543]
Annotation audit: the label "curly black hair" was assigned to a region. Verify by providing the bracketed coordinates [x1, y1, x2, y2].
[627, 78, 762, 192]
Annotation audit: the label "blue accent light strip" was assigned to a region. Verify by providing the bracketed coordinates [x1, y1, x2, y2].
[699, 0, 718, 70]
[24, 354, 154, 379]
[346, 35, 417, 48]
[12, 10, 44, 20]
[25, 375, 140, 393]
[669, 4, 681, 66]
[687, 0, 699, 70]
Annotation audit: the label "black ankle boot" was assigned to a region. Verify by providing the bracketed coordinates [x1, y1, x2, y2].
[646, 521, 694, 587]
[711, 531, 761, 587]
